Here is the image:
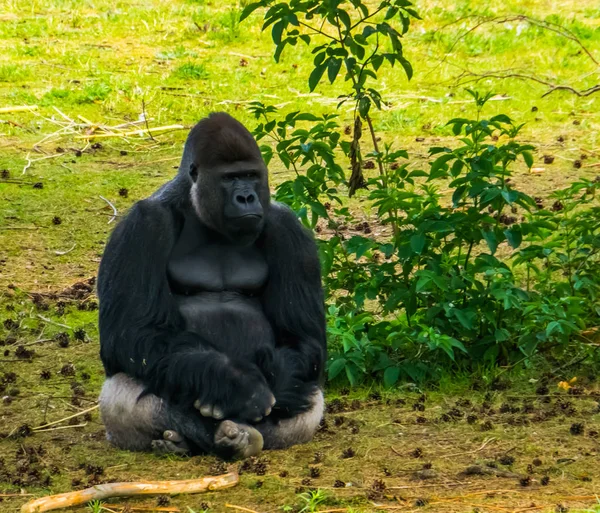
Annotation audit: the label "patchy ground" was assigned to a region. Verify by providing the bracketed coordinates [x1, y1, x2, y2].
[1, 288, 599, 513]
[1, 0, 600, 512]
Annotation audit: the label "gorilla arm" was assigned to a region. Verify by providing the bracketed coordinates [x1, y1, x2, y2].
[260, 203, 327, 418]
[98, 200, 273, 421]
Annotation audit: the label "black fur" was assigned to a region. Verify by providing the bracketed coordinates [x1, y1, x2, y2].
[98, 113, 326, 446]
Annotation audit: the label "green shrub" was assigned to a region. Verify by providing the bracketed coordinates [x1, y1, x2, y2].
[243, 0, 600, 386]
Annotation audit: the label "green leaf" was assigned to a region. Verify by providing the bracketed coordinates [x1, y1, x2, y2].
[546, 321, 561, 337]
[239, 2, 264, 22]
[358, 96, 371, 118]
[345, 364, 359, 386]
[410, 233, 426, 254]
[452, 185, 467, 207]
[416, 276, 432, 292]
[308, 63, 327, 92]
[454, 309, 477, 330]
[522, 151, 534, 168]
[399, 57, 413, 80]
[309, 201, 328, 219]
[346, 236, 373, 259]
[271, 19, 285, 45]
[490, 114, 511, 124]
[501, 189, 518, 204]
[337, 9, 351, 30]
[504, 226, 522, 249]
[327, 57, 342, 84]
[482, 229, 498, 254]
[328, 358, 346, 380]
[384, 366, 400, 387]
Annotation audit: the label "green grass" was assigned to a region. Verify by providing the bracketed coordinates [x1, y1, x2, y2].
[1, 0, 600, 511]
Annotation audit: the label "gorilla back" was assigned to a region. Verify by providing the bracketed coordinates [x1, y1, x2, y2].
[97, 112, 326, 458]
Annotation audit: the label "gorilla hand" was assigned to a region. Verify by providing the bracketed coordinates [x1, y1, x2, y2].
[193, 358, 276, 423]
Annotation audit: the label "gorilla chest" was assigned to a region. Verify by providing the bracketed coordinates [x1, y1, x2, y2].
[167, 243, 268, 294]
[167, 234, 273, 351]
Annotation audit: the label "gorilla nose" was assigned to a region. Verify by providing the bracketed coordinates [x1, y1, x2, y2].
[235, 192, 257, 205]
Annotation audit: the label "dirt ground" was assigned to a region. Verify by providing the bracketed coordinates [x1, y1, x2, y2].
[1, 287, 599, 513]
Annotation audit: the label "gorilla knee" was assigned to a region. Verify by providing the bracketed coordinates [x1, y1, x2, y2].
[99, 374, 164, 451]
[262, 389, 324, 450]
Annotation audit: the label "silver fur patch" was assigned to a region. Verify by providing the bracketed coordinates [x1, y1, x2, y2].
[99, 374, 165, 451]
[262, 389, 324, 450]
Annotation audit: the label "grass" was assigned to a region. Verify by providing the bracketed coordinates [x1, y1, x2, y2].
[1, 0, 600, 511]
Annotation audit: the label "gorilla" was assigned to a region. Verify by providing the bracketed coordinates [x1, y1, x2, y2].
[97, 113, 326, 459]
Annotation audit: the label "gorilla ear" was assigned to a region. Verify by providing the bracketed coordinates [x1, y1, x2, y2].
[189, 163, 198, 182]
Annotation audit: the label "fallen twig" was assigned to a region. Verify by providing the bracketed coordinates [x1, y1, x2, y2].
[99, 195, 118, 224]
[226, 505, 262, 513]
[103, 505, 179, 512]
[36, 314, 72, 330]
[33, 404, 98, 431]
[441, 437, 497, 458]
[21, 472, 239, 513]
[54, 243, 77, 256]
[74, 124, 186, 139]
[33, 422, 88, 432]
[0, 105, 38, 114]
[387, 482, 469, 490]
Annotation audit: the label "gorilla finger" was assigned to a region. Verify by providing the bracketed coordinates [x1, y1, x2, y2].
[163, 430, 184, 443]
[264, 406, 272, 417]
[212, 406, 224, 419]
[193, 399, 202, 410]
[200, 404, 213, 417]
[269, 393, 276, 407]
[253, 416, 263, 423]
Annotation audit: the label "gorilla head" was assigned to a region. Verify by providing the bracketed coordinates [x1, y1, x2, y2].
[187, 112, 270, 244]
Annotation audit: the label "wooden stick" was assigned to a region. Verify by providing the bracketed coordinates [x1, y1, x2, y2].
[103, 505, 180, 512]
[0, 105, 38, 113]
[20, 472, 239, 513]
[225, 505, 262, 513]
[74, 124, 185, 139]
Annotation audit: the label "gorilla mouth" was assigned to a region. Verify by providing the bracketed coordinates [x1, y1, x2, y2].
[233, 214, 262, 220]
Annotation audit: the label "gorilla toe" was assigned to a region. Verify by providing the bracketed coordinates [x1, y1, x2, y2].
[214, 420, 263, 460]
[151, 430, 190, 455]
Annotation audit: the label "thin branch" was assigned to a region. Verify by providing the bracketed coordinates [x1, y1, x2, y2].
[54, 243, 77, 256]
[36, 314, 72, 330]
[33, 404, 99, 431]
[141, 99, 157, 142]
[100, 195, 118, 224]
[454, 69, 600, 98]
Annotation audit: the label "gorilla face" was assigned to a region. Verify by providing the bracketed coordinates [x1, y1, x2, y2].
[190, 159, 269, 244]
[185, 112, 271, 245]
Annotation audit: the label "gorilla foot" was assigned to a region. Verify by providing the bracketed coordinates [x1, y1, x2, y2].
[214, 420, 263, 460]
[151, 430, 190, 455]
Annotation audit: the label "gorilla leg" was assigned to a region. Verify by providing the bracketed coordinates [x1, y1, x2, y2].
[99, 374, 263, 459]
[258, 388, 324, 450]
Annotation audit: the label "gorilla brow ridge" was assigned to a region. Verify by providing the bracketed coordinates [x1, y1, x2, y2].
[191, 112, 261, 168]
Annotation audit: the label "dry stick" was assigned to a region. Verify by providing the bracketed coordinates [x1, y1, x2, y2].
[441, 437, 497, 458]
[0, 105, 38, 113]
[55, 243, 77, 256]
[103, 505, 180, 512]
[21, 472, 239, 513]
[74, 124, 185, 139]
[225, 505, 262, 513]
[36, 314, 72, 330]
[387, 482, 468, 490]
[34, 422, 87, 432]
[32, 404, 98, 431]
[99, 195, 118, 224]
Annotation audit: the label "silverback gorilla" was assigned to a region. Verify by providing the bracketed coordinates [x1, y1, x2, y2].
[97, 113, 326, 459]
